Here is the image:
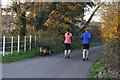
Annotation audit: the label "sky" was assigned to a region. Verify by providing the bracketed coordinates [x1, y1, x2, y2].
[84, 6, 101, 22]
[1, 0, 12, 7]
[1, 0, 8, 6]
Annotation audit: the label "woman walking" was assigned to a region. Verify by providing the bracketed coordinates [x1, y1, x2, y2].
[64, 29, 72, 59]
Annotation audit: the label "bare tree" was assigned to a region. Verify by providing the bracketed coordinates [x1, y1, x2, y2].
[81, 0, 106, 30]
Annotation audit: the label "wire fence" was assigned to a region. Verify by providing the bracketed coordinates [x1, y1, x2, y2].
[0, 35, 37, 56]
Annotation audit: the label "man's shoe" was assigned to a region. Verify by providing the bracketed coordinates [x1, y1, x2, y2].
[82, 58, 85, 61]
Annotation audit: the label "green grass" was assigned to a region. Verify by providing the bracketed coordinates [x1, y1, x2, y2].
[90, 42, 103, 47]
[51, 44, 65, 53]
[88, 60, 101, 78]
[72, 42, 82, 49]
[2, 41, 103, 63]
[2, 48, 40, 63]
[0, 55, 2, 62]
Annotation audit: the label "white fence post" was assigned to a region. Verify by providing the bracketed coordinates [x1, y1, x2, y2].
[35, 35, 36, 48]
[17, 35, 20, 53]
[24, 36, 26, 51]
[29, 35, 31, 49]
[11, 36, 13, 54]
[2, 35, 5, 56]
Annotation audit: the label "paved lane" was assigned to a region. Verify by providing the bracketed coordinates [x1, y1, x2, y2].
[2, 46, 103, 78]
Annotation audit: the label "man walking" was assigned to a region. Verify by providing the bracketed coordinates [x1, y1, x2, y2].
[80, 29, 91, 61]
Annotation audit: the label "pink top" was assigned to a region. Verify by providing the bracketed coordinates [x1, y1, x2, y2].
[64, 32, 72, 44]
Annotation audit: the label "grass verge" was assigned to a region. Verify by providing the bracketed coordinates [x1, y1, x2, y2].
[2, 48, 40, 63]
[88, 60, 101, 78]
[90, 42, 103, 47]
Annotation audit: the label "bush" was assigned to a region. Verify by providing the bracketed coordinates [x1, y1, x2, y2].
[100, 39, 120, 78]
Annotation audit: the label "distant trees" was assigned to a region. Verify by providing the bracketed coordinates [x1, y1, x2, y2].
[5, 2, 94, 36]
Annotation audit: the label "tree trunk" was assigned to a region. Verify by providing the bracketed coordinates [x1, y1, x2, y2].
[81, 1, 106, 30]
[20, 12, 26, 36]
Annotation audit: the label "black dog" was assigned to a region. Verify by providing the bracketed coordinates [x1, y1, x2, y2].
[40, 46, 52, 56]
